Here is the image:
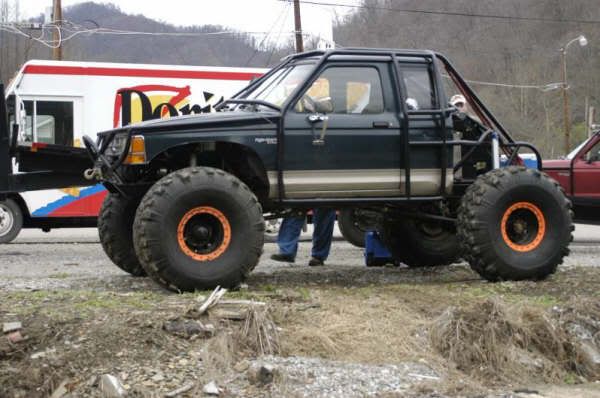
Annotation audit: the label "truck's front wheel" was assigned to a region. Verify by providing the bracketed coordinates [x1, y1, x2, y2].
[133, 167, 264, 292]
[457, 166, 573, 281]
[98, 193, 145, 276]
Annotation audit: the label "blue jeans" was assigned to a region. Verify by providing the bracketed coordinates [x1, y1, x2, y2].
[277, 208, 336, 260]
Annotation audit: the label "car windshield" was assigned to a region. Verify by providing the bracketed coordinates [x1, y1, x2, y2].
[566, 137, 591, 160]
[242, 63, 314, 108]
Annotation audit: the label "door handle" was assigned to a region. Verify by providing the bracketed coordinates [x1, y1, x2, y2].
[308, 114, 328, 123]
[307, 114, 329, 146]
[372, 121, 392, 128]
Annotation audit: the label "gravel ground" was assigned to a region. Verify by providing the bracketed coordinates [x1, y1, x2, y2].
[1, 225, 600, 397]
[0, 225, 598, 292]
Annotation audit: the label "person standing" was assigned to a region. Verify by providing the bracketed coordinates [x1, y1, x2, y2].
[270, 208, 336, 266]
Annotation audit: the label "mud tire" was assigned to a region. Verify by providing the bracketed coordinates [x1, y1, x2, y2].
[0, 199, 23, 243]
[338, 208, 367, 248]
[98, 193, 145, 276]
[380, 218, 460, 267]
[457, 166, 573, 281]
[133, 167, 264, 292]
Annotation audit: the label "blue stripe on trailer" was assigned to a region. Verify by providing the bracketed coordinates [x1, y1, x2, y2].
[31, 184, 106, 217]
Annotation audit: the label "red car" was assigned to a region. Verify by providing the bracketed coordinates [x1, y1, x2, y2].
[544, 131, 600, 224]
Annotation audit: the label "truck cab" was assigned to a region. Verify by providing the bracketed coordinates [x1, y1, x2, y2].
[544, 131, 600, 224]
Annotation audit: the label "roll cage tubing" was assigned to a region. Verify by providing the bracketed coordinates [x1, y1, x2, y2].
[89, 49, 534, 205]
[227, 48, 526, 203]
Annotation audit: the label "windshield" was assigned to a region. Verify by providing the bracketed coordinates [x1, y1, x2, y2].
[244, 63, 314, 107]
[566, 137, 591, 160]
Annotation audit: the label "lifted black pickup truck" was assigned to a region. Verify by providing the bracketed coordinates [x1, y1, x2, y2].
[77, 48, 572, 292]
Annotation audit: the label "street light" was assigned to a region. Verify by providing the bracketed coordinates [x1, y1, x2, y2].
[561, 34, 588, 154]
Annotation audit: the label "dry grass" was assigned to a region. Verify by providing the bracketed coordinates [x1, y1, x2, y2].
[430, 297, 600, 385]
[277, 288, 430, 364]
[237, 305, 281, 356]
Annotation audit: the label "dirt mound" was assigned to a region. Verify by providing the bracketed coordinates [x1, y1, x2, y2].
[430, 298, 600, 384]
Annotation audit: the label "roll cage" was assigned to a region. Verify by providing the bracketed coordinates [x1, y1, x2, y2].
[228, 48, 542, 204]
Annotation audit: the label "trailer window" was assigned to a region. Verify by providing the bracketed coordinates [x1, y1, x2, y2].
[22, 100, 73, 145]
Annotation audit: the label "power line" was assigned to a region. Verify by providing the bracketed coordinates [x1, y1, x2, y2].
[442, 74, 562, 91]
[288, 0, 600, 24]
[267, 4, 293, 65]
[245, 2, 291, 66]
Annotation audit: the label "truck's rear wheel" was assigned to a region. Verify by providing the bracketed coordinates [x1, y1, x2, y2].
[457, 166, 573, 281]
[133, 167, 264, 292]
[380, 218, 460, 267]
[0, 199, 23, 243]
[338, 209, 367, 248]
[98, 193, 145, 276]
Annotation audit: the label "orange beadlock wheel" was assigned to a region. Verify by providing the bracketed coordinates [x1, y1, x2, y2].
[177, 206, 231, 261]
[501, 201, 546, 252]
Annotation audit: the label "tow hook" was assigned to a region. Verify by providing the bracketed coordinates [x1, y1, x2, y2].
[84, 168, 102, 180]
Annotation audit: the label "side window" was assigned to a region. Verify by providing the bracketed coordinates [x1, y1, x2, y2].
[402, 66, 436, 110]
[585, 141, 600, 162]
[21, 100, 73, 146]
[295, 67, 384, 114]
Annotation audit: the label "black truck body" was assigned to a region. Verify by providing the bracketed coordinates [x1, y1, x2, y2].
[0, 48, 572, 292]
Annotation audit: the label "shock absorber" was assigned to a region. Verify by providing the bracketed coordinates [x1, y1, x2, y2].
[491, 131, 500, 169]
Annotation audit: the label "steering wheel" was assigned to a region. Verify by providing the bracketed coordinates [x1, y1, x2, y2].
[301, 94, 319, 113]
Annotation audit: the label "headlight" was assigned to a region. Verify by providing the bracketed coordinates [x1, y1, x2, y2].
[106, 133, 128, 157]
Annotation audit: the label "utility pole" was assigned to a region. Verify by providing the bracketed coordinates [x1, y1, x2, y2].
[52, 0, 62, 60]
[293, 0, 303, 53]
[560, 49, 570, 154]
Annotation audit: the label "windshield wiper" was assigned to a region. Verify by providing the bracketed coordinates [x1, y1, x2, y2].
[214, 99, 281, 112]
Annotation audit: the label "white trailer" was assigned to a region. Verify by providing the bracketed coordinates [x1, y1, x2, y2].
[1, 60, 265, 242]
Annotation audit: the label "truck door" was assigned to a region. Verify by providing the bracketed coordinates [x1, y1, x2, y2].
[397, 61, 453, 196]
[282, 62, 401, 198]
[572, 136, 600, 204]
[18, 96, 94, 218]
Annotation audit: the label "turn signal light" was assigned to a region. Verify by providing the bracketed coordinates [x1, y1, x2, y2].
[124, 135, 146, 164]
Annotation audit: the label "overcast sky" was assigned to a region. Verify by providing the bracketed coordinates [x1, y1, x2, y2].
[16, 0, 360, 46]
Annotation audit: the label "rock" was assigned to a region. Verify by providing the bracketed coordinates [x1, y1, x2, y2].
[6, 331, 23, 343]
[579, 340, 600, 371]
[99, 374, 127, 397]
[165, 382, 194, 397]
[163, 320, 215, 338]
[30, 348, 56, 359]
[151, 373, 164, 382]
[248, 363, 277, 385]
[233, 360, 250, 373]
[2, 321, 21, 333]
[50, 379, 69, 398]
[202, 381, 220, 396]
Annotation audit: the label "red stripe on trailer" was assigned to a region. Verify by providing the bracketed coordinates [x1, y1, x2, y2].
[23, 65, 262, 81]
[46, 190, 107, 217]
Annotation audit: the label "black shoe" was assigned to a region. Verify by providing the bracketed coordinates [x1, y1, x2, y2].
[270, 253, 295, 263]
[308, 257, 325, 267]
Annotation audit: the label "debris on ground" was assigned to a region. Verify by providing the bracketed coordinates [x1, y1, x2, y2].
[256, 355, 439, 397]
[2, 262, 600, 397]
[430, 297, 600, 384]
[99, 374, 127, 397]
[2, 321, 21, 333]
[202, 380, 221, 395]
[247, 362, 278, 385]
[163, 319, 215, 339]
[164, 382, 195, 397]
